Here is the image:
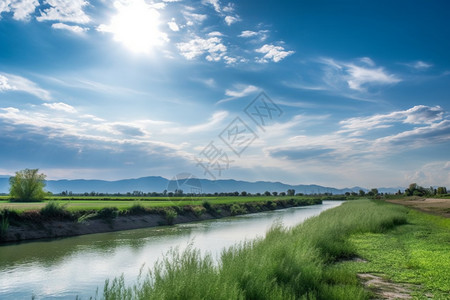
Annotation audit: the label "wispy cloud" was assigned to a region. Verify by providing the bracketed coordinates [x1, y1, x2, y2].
[404, 60, 433, 70]
[339, 105, 445, 136]
[0, 72, 51, 100]
[43, 102, 77, 113]
[255, 44, 294, 63]
[320, 57, 401, 92]
[52, 22, 88, 33]
[225, 84, 258, 97]
[216, 84, 259, 104]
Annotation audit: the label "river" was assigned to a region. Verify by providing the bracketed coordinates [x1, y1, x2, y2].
[0, 200, 344, 299]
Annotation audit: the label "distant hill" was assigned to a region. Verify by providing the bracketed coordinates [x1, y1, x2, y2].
[0, 175, 401, 195]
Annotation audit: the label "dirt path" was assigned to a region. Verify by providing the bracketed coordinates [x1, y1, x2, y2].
[386, 198, 450, 218]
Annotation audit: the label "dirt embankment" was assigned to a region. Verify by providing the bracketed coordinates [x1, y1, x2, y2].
[0, 199, 321, 244]
[386, 197, 450, 218]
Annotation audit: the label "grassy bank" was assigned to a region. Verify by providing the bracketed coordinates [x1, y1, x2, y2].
[98, 199, 447, 300]
[0, 197, 321, 243]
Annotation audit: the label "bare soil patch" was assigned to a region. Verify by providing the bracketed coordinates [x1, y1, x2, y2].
[357, 273, 417, 299]
[386, 198, 450, 218]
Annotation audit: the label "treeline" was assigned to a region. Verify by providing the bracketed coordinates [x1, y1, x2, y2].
[57, 189, 322, 198]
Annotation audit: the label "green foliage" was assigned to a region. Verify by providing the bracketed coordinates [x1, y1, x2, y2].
[230, 203, 247, 215]
[40, 201, 69, 219]
[128, 202, 147, 215]
[9, 169, 47, 202]
[437, 186, 447, 195]
[404, 183, 432, 197]
[164, 208, 177, 225]
[97, 207, 119, 220]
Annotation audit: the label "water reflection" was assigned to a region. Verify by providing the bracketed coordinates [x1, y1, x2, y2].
[0, 201, 343, 299]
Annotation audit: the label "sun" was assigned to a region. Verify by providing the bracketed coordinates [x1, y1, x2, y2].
[99, 0, 168, 54]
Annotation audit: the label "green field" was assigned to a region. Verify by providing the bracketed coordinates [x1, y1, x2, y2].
[0, 196, 321, 212]
[98, 199, 449, 299]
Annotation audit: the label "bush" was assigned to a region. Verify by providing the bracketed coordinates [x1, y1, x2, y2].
[230, 204, 247, 215]
[164, 208, 177, 225]
[128, 203, 147, 215]
[97, 207, 119, 220]
[40, 201, 69, 219]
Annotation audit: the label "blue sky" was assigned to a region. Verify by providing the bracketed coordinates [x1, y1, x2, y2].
[0, 0, 449, 188]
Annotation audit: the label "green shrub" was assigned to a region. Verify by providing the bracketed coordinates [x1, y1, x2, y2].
[128, 203, 147, 215]
[192, 206, 205, 217]
[164, 208, 177, 225]
[230, 203, 247, 215]
[97, 207, 119, 220]
[40, 201, 69, 219]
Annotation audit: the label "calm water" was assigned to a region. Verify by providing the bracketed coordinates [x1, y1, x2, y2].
[0, 201, 343, 299]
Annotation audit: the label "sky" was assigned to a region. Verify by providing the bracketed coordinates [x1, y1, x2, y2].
[0, 0, 449, 189]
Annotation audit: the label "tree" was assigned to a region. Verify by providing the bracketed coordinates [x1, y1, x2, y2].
[358, 189, 365, 196]
[437, 187, 447, 195]
[9, 169, 47, 202]
[287, 189, 295, 196]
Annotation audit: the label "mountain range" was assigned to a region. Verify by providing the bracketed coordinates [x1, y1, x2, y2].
[0, 175, 402, 195]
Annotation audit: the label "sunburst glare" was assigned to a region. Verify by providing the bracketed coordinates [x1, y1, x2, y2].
[98, 0, 168, 53]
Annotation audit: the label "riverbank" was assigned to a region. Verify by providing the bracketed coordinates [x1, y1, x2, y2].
[0, 198, 321, 244]
[99, 199, 450, 299]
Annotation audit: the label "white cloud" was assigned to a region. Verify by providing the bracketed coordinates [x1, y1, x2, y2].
[224, 15, 238, 25]
[52, 22, 88, 33]
[43, 102, 77, 113]
[167, 20, 179, 31]
[239, 30, 269, 40]
[408, 60, 433, 70]
[202, 0, 221, 12]
[239, 30, 257, 37]
[0, 75, 13, 90]
[183, 11, 207, 25]
[0, 72, 51, 100]
[208, 31, 223, 36]
[346, 64, 401, 91]
[359, 57, 375, 66]
[223, 55, 237, 64]
[404, 161, 450, 187]
[0, 0, 39, 20]
[222, 3, 234, 13]
[36, 0, 91, 24]
[255, 44, 294, 63]
[177, 36, 227, 61]
[339, 105, 445, 135]
[320, 58, 401, 92]
[225, 84, 258, 97]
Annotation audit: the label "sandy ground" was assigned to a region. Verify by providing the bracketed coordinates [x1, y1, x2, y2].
[386, 198, 450, 218]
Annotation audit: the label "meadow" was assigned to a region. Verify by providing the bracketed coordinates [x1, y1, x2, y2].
[98, 199, 449, 300]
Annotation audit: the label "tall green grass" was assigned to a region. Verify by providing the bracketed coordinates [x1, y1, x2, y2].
[99, 200, 408, 300]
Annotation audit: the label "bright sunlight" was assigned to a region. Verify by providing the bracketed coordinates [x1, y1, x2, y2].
[98, 0, 168, 53]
